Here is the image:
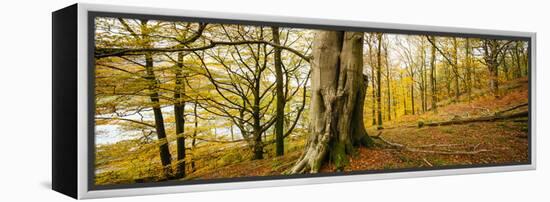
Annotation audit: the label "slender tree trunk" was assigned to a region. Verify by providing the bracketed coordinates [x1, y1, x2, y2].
[521, 46, 528, 77]
[488, 61, 499, 97]
[191, 101, 198, 172]
[371, 57, 377, 126]
[376, 33, 383, 129]
[393, 92, 397, 119]
[409, 62, 416, 115]
[446, 65, 451, 98]
[474, 64, 480, 89]
[272, 27, 285, 156]
[230, 125, 234, 141]
[401, 73, 407, 115]
[424, 71, 427, 112]
[173, 52, 186, 179]
[423, 54, 428, 112]
[138, 20, 172, 177]
[384, 43, 391, 121]
[514, 42, 522, 79]
[252, 75, 263, 160]
[452, 37, 460, 103]
[289, 31, 373, 174]
[429, 36, 437, 112]
[420, 45, 426, 113]
[366, 38, 376, 126]
[516, 41, 528, 77]
[145, 53, 173, 177]
[484, 40, 502, 97]
[465, 38, 472, 103]
[502, 51, 509, 80]
[410, 83, 415, 115]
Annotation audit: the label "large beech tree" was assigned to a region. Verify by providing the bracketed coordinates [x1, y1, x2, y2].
[289, 31, 373, 173]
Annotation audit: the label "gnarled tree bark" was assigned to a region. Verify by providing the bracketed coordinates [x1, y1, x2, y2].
[289, 31, 373, 174]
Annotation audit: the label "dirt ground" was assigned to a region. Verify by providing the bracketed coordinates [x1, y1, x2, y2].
[186, 78, 529, 180]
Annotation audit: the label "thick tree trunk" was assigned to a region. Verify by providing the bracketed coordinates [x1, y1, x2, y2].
[272, 27, 285, 156]
[354, 74, 374, 147]
[289, 31, 373, 174]
[174, 52, 186, 179]
[145, 53, 173, 177]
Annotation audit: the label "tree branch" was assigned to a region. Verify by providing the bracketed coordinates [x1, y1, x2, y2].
[95, 40, 311, 62]
[96, 117, 155, 128]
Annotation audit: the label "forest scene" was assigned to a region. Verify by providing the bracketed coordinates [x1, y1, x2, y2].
[93, 16, 530, 186]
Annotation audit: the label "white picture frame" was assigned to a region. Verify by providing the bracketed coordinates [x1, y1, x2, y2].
[52, 3, 536, 199]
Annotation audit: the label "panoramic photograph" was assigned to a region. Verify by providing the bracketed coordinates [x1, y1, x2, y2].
[93, 16, 530, 186]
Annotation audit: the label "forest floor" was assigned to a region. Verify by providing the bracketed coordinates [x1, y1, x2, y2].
[186, 77, 529, 180]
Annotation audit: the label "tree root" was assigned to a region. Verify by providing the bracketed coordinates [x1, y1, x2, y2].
[369, 132, 489, 155]
[422, 158, 433, 167]
[284, 130, 491, 175]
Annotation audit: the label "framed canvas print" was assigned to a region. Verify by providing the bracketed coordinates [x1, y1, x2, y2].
[52, 3, 536, 199]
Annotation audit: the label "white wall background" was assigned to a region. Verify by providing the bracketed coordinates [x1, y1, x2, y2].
[0, 0, 547, 201]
